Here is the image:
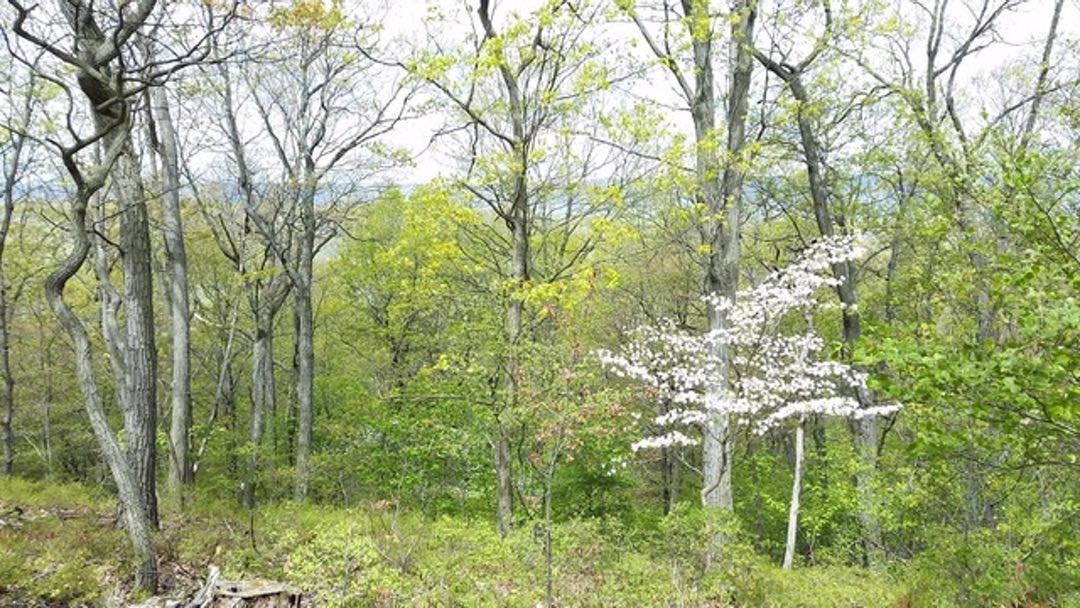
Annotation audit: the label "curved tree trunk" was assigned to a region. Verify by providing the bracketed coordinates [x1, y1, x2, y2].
[45, 189, 157, 592]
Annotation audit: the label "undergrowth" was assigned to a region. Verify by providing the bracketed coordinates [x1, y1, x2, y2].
[3, 478, 1071, 607]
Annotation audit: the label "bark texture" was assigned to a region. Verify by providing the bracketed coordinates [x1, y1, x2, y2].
[293, 185, 316, 501]
[0, 91, 28, 476]
[150, 82, 193, 494]
[245, 277, 290, 507]
[45, 183, 158, 591]
[113, 138, 160, 528]
[693, 0, 756, 516]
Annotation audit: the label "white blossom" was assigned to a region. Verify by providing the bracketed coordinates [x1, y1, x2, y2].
[598, 235, 901, 449]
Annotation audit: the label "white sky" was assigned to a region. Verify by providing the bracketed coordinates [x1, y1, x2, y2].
[372, 0, 1080, 184]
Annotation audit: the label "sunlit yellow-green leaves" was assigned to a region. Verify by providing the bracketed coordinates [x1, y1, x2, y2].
[268, 0, 345, 32]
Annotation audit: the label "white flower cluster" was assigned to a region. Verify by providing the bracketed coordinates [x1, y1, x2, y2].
[598, 235, 901, 451]
[630, 431, 698, 452]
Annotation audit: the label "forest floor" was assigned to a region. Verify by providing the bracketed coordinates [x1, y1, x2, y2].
[0, 477, 1035, 608]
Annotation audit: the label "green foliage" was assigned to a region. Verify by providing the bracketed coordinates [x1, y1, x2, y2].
[4, 0, 1079, 606]
[0, 480, 918, 607]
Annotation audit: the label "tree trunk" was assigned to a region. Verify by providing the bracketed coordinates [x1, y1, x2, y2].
[42, 368, 53, 474]
[697, 0, 755, 524]
[293, 186, 316, 501]
[244, 314, 275, 508]
[150, 83, 192, 495]
[475, 0, 531, 537]
[25, 0, 161, 587]
[0, 161, 18, 478]
[752, 53, 886, 567]
[45, 189, 157, 592]
[113, 143, 160, 529]
[783, 417, 805, 569]
[497, 177, 527, 536]
[0, 271, 12, 477]
[661, 445, 679, 515]
[495, 424, 513, 537]
[1, 72, 33, 477]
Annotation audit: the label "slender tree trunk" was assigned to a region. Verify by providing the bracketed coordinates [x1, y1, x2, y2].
[244, 314, 275, 508]
[293, 186, 316, 501]
[542, 451, 559, 608]
[42, 381, 53, 474]
[0, 189, 16, 479]
[497, 187, 527, 536]
[215, 57, 287, 497]
[475, 0, 530, 537]
[783, 417, 805, 569]
[495, 424, 513, 537]
[150, 83, 192, 494]
[1, 74, 32, 477]
[34, 317, 55, 475]
[0, 274, 12, 477]
[287, 305, 300, 465]
[662, 445, 680, 515]
[752, 54, 886, 566]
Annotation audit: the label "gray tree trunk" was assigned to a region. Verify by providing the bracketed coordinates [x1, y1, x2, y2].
[244, 279, 288, 507]
[243, 318, 273, 508]
[792, 71, 883, 567]
[694, 0, 755, 520]
[783, 417, 805, 569]
[626, 1, 754, 527]
[112, 142, 160, 529]
[495, 424, 513, 537]
[0, 91, 28, 476]
[45, 186, 158, 591]
[293, 185, 316, 501]
[751, 51, 887, 565]
[0, 237, 12, 480]
[78, 74, 161, 533]
[150, 83, 192, 494]
[477, 0, 529, 537]
[17, 0, 163, 589]
[497, 170, 528, 536]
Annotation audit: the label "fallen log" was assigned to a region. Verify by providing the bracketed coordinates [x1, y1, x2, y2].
[135, 566, 302, 608]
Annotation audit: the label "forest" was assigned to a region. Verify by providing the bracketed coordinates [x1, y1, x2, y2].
[0, 0, 1077, 605]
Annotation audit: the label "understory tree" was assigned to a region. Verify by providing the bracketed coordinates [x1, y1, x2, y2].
[601, 236, 900, 568]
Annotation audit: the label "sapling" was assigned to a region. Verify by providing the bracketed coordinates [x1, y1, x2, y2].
[599, 235, 900, 567]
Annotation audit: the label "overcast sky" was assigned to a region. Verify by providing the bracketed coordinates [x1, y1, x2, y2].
[374, 0, 1079, 184]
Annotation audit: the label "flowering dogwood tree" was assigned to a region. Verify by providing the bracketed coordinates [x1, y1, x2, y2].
[598, 235, 901, 567]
